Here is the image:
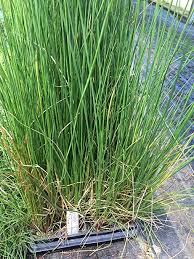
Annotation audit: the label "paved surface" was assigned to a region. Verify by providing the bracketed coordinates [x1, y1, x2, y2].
[36, 241, 144, 259]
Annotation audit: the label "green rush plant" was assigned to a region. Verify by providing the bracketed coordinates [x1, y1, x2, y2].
[0, 0, 193, 237]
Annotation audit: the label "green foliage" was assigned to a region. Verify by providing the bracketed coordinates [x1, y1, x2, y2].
[0, 153, 30, 259]
[0, 0, 193, 248]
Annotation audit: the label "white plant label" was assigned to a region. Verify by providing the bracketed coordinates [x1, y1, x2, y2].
[66, 211, 79, 235]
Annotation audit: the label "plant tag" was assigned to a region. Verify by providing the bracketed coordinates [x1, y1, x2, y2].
[66, 211, 79, 235]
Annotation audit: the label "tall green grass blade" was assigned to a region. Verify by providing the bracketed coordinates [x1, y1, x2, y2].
[0, 0, 193, 238]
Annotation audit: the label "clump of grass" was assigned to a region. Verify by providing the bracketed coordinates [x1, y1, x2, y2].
[0, 0, 193, 240]
[0, 150, 30, 259]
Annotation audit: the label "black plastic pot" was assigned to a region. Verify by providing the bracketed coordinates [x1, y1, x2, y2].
[28, 225, 138, 256]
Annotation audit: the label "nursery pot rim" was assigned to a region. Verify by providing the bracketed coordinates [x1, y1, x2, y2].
[28, 224, 138, 256]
